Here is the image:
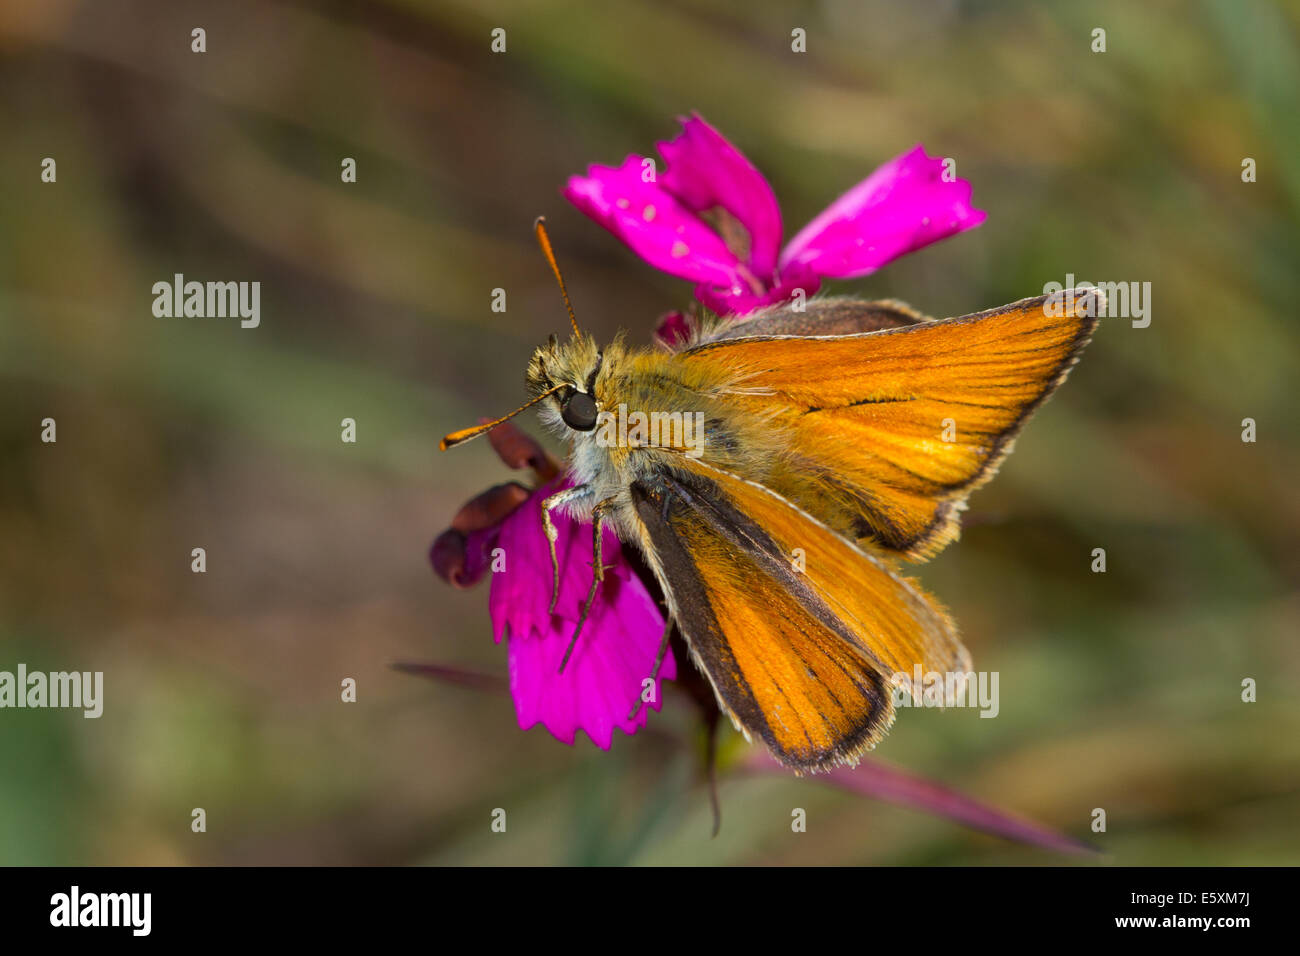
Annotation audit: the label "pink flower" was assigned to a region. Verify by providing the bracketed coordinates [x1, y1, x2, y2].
[429, 424, 674, 749]
[564, 113, 986, 319]
[652, 310, 693, 348]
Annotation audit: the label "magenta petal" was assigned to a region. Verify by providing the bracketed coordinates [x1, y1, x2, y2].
[653, 310, 693, 348]
[563, 156, 744, 287]
[489, 480, 640, 638]
[487, 485, 558, 645]
[507, 578, 675, 748]
[779, 144, 987, 279]
[488, 480, 674, 748]
[658, 114, 783, 278]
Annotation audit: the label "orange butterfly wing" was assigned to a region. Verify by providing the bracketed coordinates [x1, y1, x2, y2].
[631, 458, 968, 772]
[679, 290, 1101, 560]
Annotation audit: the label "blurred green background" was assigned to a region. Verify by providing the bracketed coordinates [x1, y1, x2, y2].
[1, 0, 1297, 865]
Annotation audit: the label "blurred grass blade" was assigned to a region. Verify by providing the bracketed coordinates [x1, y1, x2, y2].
[747, 752, 1097, 856]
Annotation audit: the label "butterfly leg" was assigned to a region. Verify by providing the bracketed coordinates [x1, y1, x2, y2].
[558, 495, 619, 674]
[626, 613, 674, 720]
[540, 483, 592, 615]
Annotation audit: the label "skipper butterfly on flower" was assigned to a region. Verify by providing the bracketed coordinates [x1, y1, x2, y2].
[441, 214, 1100, 773]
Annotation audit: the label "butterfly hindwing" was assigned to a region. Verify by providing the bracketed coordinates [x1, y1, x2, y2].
[630, 458, 968, 772]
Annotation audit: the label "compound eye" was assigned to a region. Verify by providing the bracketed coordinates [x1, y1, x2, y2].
[561, 391, 599, 431]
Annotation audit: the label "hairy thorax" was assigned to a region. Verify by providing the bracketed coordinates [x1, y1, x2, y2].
[532, 336, 791, 528]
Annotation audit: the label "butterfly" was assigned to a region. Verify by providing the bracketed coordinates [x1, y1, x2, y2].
[442, 219, 1100, 773]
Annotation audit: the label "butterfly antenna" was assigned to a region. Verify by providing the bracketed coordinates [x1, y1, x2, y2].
[534, 217, 582, 340]
[440, 383, 566, 451]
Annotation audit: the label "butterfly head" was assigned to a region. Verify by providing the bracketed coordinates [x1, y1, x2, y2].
[527, 333, 605, 435]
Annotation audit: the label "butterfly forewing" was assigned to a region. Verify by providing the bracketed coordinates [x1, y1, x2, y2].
[678, 290, 1101, 560]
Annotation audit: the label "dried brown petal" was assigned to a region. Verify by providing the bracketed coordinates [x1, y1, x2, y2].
[449, 482, 531, 535]
[487, 420, 561, 481]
